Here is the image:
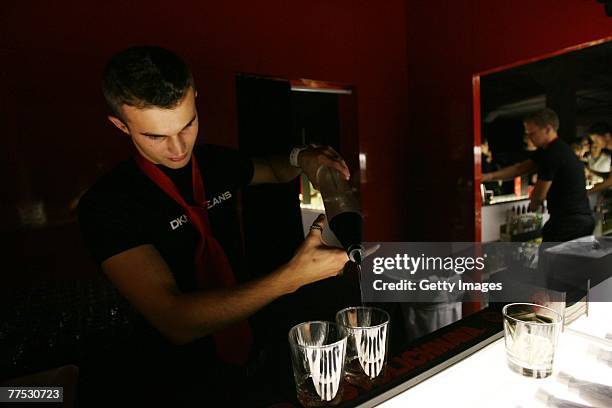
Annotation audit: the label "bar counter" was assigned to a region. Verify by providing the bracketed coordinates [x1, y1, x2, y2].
[270, 278, 610, 407]
[377, 279, 611, 408]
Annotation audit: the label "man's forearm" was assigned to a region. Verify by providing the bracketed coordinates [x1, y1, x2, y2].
[528, 180, 551, 212]
[250, 146, 350, 186]
[485, 165, 521, 181]
[267, 153, 302, 182]
[102, 224, 347, 346]
[170, 264, 298, 344]
[250, 153, 301, 184]
[528, 198, 544, 212]
[483, 160, 536, 182]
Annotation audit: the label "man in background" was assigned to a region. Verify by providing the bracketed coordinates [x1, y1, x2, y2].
[482, 108, 594, 242]
[588, 122, 612, 193]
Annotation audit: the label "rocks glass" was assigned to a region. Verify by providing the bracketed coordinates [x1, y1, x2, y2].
[502, 303, 563, 378]
[335, 306, 390, 387]
[288, 321, 347, 407]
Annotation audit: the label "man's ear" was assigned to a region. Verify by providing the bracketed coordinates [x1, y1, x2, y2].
[107, 115, 130, 135]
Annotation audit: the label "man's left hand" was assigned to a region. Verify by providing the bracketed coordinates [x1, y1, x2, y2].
[298, 145, 350, 189]
[528, 200, 541, 212]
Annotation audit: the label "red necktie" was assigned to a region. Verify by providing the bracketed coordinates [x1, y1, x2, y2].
[134, 152, 252, 366]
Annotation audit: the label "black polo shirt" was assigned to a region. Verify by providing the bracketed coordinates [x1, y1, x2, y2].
[78, 144, 253, 290]
[533, 138, 591, 217]
[77, 144, 254, 400]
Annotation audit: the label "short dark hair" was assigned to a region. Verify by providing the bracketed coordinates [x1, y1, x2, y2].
[102, 46, 195, 118]
[523, 108, 560, 131]
[588, 122, 611, 136]
[570, 136, 587, 148]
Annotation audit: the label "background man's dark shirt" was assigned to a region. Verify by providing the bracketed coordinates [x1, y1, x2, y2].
[533, 138, 591, 217]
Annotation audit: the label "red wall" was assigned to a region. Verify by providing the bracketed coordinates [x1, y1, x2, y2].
[3, 0, 611, 273]
[0, 0, 411, 283]
[404, 0, 612, 241]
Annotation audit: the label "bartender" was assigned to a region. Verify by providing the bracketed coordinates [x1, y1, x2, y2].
[482, 108, 594, 242]
[77, 46, 350, 406]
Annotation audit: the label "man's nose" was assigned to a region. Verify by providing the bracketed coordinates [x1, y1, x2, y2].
[167, 135, 186, 156]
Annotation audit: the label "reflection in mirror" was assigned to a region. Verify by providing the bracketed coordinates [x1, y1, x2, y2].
[478, 39, 612, 243]
[473, 40, 612, 381]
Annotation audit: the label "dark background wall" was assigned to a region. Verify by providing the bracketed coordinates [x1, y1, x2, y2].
[1, 0, 410, 285]
[2, 0, 612, 282]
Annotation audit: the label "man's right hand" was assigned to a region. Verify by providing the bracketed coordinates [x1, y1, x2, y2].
[282, 214, 349, 292]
